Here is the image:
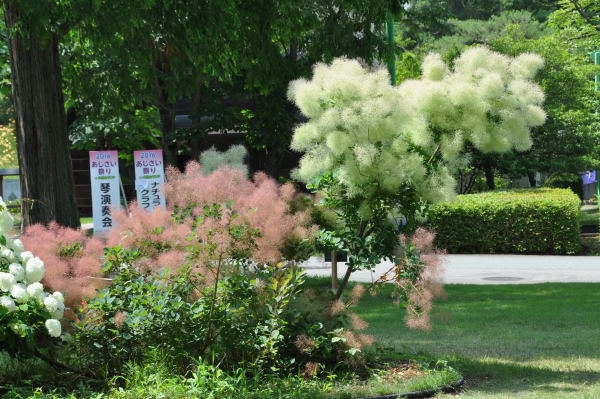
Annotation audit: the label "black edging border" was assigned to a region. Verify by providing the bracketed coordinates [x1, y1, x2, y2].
[355, 376, 465, 399]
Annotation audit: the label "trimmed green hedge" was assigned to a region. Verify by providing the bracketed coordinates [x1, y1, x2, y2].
[429, 188, 581, 254]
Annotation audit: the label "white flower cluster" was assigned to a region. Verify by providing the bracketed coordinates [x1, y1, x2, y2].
[199, 145, 249, 175]
[0, 196, 63, 338]
[288, 47, 546, 207]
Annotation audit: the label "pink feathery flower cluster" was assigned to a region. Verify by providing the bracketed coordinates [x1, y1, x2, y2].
[163, 162, 315, 265]
[106, 203, 191, 274]
[402, 228, 446, 330]
[21, 223, 105, 308]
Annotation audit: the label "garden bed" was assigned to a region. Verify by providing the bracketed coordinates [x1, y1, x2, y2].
[0, 354, 462, 399]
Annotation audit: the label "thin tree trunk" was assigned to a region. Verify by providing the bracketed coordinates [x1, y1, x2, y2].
[331, 250, 338, 290]
[158, 103, 178, 167]
[527, 171, 536, 187]
[484, 163, 495, 191]
[155, 56, 178, 167]
[4, 2, 79, 228]
[334, 265, 354, 300]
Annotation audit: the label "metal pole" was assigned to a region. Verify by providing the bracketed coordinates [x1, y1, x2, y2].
[594, 51, 599, 202]
[119, 175, 129, 214]
[594, 51, 599, 92]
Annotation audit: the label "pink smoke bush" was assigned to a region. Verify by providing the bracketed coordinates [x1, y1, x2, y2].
[163, 162, 315, 265]
[21, 223, 105, 308]
[22, 162, 316, 307]
[106, 204, 191, 274]
[376, 227, 445, 331]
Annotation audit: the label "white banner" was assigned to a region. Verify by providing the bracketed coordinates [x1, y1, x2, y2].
[89, 151, 121, 232]
[133, 149, 166, 211]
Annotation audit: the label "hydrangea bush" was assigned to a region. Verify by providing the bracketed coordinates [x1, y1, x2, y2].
[0, 197, 64, 353]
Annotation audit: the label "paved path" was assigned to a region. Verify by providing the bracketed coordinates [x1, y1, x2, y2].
[82, 221, 600, 284]
[301, 254, 600, 285]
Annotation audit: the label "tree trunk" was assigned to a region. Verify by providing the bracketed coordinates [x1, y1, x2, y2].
[155, 55, 178, 168]
[527, 171, 536, 187]
[4, 2, 79, 228]
[158, 103, 178, 167]
[484, 163, 495, 191]
[331, 250, 338, 290]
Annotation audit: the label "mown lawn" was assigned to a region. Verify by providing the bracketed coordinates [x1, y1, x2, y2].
[353, 283, 600, 399]
[579, 206, 599, 227]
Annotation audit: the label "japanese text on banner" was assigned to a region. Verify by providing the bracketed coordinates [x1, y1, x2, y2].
[89, 151, 121, 232]
[133, 150, 166, 211]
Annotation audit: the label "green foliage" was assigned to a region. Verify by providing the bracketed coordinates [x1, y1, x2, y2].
[307, 173, 418, 272]
[489, 26, 600, 176]
[199, 145, 248, 175]
[430, 188, 581, 254]
[71, 246, 366, 376]
[549, 0, 600, 49]
[0, 122, 17, 169]
[427, 10, 547, 56]
[543, 173, 584, 200]
[72, 247, 206, 374]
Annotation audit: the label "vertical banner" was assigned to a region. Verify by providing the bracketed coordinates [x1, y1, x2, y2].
[89, 151, 121, 232]
[134, 150, 166, 211]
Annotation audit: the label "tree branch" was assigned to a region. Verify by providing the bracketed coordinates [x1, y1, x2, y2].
[569, 0, 600, 32]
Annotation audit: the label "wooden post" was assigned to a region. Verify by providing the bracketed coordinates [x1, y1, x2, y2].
[331, 249, 338, 290]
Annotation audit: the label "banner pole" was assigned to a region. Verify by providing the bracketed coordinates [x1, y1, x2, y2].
[119, 175, 129, 214]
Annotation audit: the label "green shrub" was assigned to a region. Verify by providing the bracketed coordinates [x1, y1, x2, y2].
[543, 173, 583, 200]
[71, 247, 371, 377]
[429, 188, 581, 254]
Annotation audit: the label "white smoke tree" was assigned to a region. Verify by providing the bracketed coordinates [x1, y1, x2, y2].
[288, 47, 546, 298]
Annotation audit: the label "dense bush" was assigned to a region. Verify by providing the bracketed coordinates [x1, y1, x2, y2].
[72, 246, 373, 377]
[543, 173, 584, 200]
[429, 188, 580, 254]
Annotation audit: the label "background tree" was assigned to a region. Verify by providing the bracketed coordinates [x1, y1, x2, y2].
[404, 9, 600, 191]
[63, 0, 245, 166]
[2, 0, 82, 227]
[64, 1, 393, 176]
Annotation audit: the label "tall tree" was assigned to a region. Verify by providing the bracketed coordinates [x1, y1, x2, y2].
[64, 1, 393, 176]
[2, 1, 79, 227]
[63, 0, 247, 167]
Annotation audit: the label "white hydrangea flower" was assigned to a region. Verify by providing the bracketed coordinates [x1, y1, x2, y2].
[10, 283, 28, 303]
[44, 296, 59, 313]
[51, 292, 64, 304]
[50, 302, 65, 320]
[0, 197, 14, 232]
[7, 238, 24, 254]
[0, 247, 13, 261]
[26, 282, 44, 299]
[8, 263, 25, 281]
[45, 319, 61, 338]
[0, 272, 16, 292]
[25, 257, 45, 283]
[20, 251, 34, 263]
[0, 295, 16, 312]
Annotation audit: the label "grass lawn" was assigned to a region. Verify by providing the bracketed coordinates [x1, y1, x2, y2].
[579, 207, 599, 227]
[352, 282, 600, 399]
[80, 217, 93, 225]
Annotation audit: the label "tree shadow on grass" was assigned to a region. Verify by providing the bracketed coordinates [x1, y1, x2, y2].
[449, 356, 600, 395]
